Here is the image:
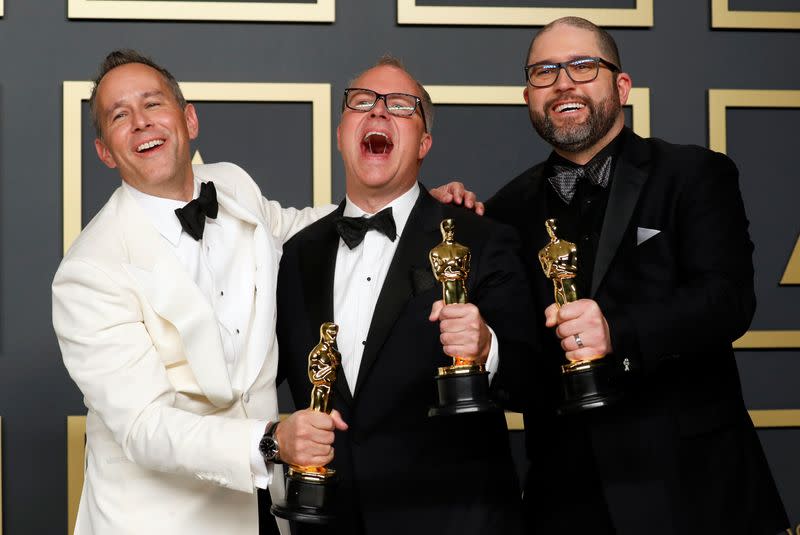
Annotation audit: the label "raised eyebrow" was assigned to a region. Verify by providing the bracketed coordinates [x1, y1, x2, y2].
[386, 92, 421, 101]
[530, 55, 596, 66]
[106, 90, 166, 118]
[142, 90, 166, 100]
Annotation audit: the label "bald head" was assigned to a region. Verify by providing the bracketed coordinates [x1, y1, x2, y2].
[526, 17, 621, 68]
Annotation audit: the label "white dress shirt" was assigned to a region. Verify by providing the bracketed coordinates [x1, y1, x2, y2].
[123, 181, 271, 489]
[333, 183, 498, 394]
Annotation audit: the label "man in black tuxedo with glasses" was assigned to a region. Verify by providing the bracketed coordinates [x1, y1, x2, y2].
[485, 16, 788, 535]
[274, 55, 533, 535]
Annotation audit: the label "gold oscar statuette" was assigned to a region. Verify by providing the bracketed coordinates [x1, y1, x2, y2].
[427, 219, 498, 417]
[429, 218, 482, 375]
[271, 322, 340, 523]
[538, 219, 620, 414]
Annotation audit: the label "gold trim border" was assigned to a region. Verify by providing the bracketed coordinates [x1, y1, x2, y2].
[709, 89, 800, 347]
[397, 0, 653, 27]
[67, 416, 86, 535]
[67, 0, 335, 22]
[734, 331, 800, 349]
[711, 0, 800, 30]
[62, 81, 332, 254]
[708, 89, 800, 154]
[425, 85, 650, 138]
[504, 410, 800, 430]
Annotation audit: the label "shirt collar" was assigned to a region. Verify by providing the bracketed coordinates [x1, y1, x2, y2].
[122, 180, 204, 247]
[342, 182, 420, 243]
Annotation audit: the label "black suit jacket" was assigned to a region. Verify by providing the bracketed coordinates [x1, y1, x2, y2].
[276, 187, 533, 535]
[485, 129, 788, 535]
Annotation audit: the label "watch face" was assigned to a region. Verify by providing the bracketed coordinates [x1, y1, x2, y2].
[259, 435, 278, 461]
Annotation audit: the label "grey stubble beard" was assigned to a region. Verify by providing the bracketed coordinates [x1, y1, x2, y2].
[529, 89, 620, 154]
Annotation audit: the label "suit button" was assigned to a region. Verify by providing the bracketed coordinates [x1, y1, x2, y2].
[243, 392, 250, 403]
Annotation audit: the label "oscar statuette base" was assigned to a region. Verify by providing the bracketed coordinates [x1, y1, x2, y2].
[556, 358, 622, 416]
[270, 468, 337, 525]
[428, 365, 500, 417]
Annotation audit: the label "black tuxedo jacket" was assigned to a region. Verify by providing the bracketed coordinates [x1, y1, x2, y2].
[486, 129, 788, 535]
[276, 187, 533, 535]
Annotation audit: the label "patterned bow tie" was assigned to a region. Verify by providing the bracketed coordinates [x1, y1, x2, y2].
[174, 181, 219, 241]
[548, 156, 613, 204]
[334, 207, 397, 249]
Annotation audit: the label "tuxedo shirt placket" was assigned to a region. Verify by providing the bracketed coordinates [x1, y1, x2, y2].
[201, 209, 256, 389]
[333, 185, 419, 395]
[122, 181, 269, 488]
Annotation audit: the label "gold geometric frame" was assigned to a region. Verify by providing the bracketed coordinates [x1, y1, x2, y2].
[397, 0, 653, 26]
[67, 416, 86, 535]
[707, 89, 800, 429]
[67, 0, 334, 22]
[709, 89, 800, 352]
[62, 81, 332, 254]
[425, 86, 650, 138]
[503, 409, 800, 430]
[711, 0, 800, 29]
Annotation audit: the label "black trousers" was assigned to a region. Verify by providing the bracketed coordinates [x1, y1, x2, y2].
[257, 488, 282, 535]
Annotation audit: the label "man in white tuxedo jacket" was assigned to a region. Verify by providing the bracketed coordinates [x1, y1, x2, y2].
[51, 50, 336, 535]
[53, 49, 474, 535]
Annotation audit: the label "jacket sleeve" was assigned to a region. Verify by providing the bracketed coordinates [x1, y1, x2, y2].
[605, 151, 756, 372]
[52, 258, 256, 493]
[261, 199, 336, 245]
[470, 223, 539, 412]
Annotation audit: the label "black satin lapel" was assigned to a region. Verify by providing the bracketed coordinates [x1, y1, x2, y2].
[298, 219, 355, 406]
[353, 192, 441, 396]
[591, 157, 648, 297]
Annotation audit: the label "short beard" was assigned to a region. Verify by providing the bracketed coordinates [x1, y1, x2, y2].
[529, 89, 620, 154]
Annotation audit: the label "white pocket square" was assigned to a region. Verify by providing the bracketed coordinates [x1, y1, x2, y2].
[636, 227, 660, 245]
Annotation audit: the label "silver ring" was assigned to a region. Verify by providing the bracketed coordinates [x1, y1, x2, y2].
[573, 334, 584, 349]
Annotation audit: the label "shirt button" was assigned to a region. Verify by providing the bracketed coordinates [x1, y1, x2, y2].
[362, 340, 366, 346]
[243, 392, 250, 403]
[236, 328, 240, 334]
[220, 291, 224, 296]
[367, 277, 371, 281]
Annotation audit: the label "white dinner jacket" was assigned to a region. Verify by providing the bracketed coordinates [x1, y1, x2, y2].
[53, 162, 328, 535]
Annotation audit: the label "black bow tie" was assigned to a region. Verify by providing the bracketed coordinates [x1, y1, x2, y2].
[175, 181, 219, 241]
[548, 156, 612, 204]
[334, 207, 397, 249]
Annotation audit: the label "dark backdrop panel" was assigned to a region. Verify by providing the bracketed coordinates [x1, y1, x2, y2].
[0, 0, 796, 532]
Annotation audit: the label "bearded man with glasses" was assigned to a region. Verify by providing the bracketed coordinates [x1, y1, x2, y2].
[485, 16, 788, 535]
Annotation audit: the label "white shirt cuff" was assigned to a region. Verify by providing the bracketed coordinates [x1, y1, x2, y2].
[485, 325, 499, 384]
[250, 419, 273, 489]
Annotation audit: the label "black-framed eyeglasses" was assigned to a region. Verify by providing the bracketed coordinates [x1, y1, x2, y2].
[343, 88, 428, 131]
[524, 57, 620, 87]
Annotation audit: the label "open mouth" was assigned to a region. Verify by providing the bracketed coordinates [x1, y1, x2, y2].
[136, 139, 165, 153]
[361, 131, 394, 155]
[552, 101, 586, 114]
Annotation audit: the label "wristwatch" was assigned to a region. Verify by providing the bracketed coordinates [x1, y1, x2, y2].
[258, 421, 281, 464]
